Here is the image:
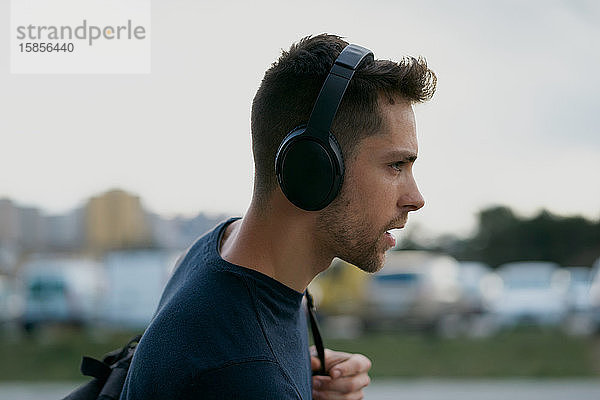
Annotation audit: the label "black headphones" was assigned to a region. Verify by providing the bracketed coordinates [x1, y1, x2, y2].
[274, 44, 374, 211]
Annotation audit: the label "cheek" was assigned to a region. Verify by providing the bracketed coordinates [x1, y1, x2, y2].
[366, 176, 398, 206]
[348, 166, 387, 195]
[356, 188, 395, 229]
[344, 169, 397, 214]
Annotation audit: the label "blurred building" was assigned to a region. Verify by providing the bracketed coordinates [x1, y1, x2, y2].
[0, 199, 20, 273]
[148, 213, 184, 249]
[18, 207, 45, 252]
[151, 212, 227, 250]
[84, 189, 154, 252]
[1, 190, 225, 260]
[45, 208, 85, 252]
[0, 199, 20, 247]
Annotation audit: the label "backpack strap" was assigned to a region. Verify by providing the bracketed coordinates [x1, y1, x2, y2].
[97, 354, 136, 400]
[306, 290, 326, 376]
[61, 334, 142, 400]
[80, 356, 112, 381]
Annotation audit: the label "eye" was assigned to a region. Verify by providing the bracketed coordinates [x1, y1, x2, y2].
[389, 161, 406, 172]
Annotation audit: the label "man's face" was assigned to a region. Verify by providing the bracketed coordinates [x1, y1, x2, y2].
[317, 98, 425, 273]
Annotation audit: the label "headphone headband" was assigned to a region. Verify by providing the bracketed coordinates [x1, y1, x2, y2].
[306, 44, 374, 140]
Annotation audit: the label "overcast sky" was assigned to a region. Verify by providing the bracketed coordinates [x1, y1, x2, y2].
[1, 0, 599, 238]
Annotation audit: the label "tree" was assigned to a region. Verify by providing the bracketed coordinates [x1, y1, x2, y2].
[406, 206, 600, 268]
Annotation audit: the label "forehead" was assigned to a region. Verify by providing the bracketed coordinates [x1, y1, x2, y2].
[356, 100, 417, 158]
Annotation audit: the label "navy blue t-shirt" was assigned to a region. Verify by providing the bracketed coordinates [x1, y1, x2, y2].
[120, 218, 312, 399]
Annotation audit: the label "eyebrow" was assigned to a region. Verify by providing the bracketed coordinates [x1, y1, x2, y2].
[382, 150, 418, 163]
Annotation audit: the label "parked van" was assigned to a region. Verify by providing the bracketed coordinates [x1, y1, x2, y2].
[19, 256, 106, 331]
[103, 250, 179, 329]
[309, 258, 370, 316]
[489, 261, 570, 328]
[0, 274, 23, 325]
[589, 258, 600, 332]
[363, 251, 464, 335]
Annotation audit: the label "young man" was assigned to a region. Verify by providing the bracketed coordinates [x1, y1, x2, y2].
[121, 34, 436, 400]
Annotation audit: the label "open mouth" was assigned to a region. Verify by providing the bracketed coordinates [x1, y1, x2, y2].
[384, 223, 406, 248]
[384, 231, 397, 247]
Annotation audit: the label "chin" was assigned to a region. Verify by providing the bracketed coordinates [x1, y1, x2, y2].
[355, 252, 386, 274]
[339, 237, 389, 274]
[374, 253, 387, 272]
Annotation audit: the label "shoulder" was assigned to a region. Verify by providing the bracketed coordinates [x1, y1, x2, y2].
[125, 230, 274, 390]
[131, 261, 270, 370]
[154, 217, 244, 317]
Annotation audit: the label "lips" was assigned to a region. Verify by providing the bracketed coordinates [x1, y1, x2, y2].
[384, 231, 396, 247]
[385, 220, 406, 232]
[387, 224, 405, 231]
[383, 219, 406, 248]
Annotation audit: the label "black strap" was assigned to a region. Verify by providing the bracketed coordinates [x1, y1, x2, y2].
[98, 365, 130, 400]
[305, 290, 326, 376]
[80, 356, 112, 380]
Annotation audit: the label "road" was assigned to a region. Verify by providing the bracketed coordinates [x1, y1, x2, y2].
[364, 379, 600, 399]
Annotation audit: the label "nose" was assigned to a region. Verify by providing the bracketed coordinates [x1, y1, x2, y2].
[399, 174, 425, 212]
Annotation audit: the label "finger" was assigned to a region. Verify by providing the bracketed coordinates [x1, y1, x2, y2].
[313, 373, 370, 394]
[327, 353, 372, 379]
[311, 355, 322, 372]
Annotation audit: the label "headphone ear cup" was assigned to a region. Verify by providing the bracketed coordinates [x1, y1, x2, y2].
[275, 129, 344, 211]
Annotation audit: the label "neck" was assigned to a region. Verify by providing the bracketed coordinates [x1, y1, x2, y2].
[219, 193, 332, 293]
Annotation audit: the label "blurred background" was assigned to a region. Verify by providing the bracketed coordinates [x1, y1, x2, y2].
[1, 0, 599, 399]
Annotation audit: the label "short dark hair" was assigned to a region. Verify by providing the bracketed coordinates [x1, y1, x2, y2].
[251, 34, 436, 205]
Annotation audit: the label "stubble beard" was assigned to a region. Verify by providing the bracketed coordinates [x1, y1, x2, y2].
[316, 193, 387, 274]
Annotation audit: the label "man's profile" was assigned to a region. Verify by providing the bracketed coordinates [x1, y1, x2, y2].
[121, 34, 436, 400]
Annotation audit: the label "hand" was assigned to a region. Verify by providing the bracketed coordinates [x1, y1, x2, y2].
[310, 346, 372, 400]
